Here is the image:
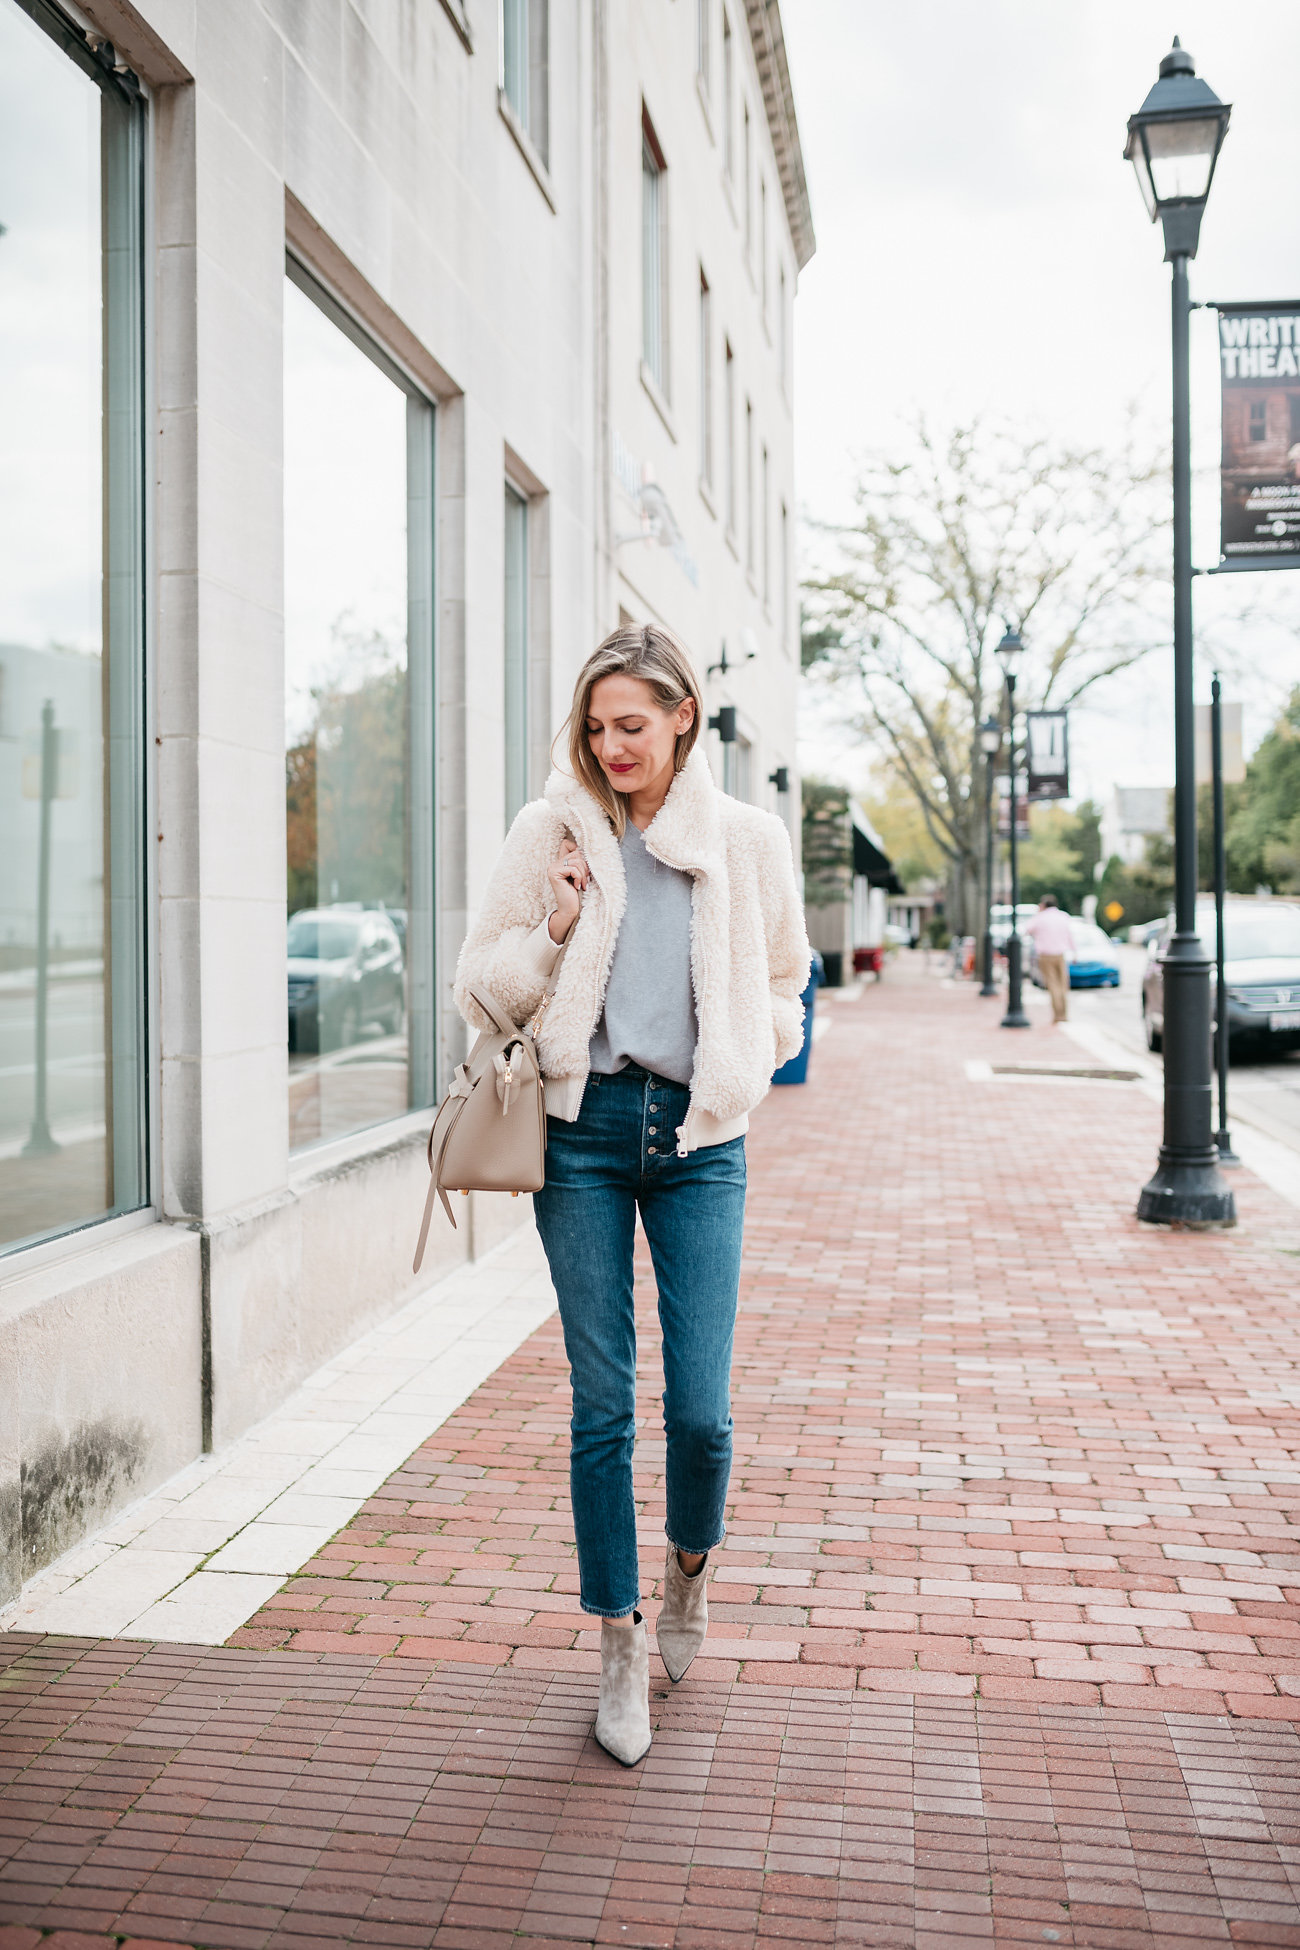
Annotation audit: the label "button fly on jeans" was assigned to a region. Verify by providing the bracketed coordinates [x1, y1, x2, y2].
[648, 1125, 657, 1134]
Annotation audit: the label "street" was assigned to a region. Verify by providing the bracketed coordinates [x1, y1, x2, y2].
[3, 955, 1297, 1948]
[1067, 943, 1300, 1158]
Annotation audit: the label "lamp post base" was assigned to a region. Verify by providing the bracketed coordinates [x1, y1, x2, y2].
[1137, 1151, 1236, 1227]
[1000, 934, 1030, 1028]
[1214, 1129, 1241, 1168]
[979, 934, 998, 997]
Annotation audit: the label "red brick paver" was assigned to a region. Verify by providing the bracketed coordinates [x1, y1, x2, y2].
[1, 1637, 1297, 1947]
[3, 959, 1299, 1947]
[238, 966, 1300, 1722]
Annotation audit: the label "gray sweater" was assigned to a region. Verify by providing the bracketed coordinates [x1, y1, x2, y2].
[588, 821, 698, 1086]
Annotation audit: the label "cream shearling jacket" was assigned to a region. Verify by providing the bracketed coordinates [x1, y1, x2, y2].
[453, 747, 811, 1153]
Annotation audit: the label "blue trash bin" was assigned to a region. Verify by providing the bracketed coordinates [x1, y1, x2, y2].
[772, 951, 824, 1085]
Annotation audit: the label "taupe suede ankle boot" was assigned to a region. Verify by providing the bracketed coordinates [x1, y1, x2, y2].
[595, 1613, 651, 1766]
[657, 1545, 710, 1683]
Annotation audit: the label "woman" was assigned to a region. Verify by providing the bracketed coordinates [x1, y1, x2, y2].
[454, 623, 809, 1765]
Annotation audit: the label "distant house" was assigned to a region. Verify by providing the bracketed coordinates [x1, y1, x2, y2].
[1102, 786, 1172, 867]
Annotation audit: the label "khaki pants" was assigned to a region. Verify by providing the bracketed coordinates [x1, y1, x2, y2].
[1038, 952, 1069, 1022]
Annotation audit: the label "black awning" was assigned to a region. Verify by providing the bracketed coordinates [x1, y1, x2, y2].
[852, 823, 904, 894]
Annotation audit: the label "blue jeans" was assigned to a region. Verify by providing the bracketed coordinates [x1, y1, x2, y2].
[533, 1065, 746, 1617]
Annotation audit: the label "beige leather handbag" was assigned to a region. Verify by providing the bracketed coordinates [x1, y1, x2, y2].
[412, 949, 566, 1272]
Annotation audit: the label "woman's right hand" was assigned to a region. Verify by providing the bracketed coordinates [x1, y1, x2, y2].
[547, 837, 590, 943]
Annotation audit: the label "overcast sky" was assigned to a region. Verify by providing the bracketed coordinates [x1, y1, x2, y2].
[783, 1, 1300, 808]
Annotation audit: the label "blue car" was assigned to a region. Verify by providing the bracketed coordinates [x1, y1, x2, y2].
[1029, 917, 1121, 991]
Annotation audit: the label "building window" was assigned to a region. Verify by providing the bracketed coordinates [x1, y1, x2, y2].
[283, 264, 436, 1153]
[642, 113, 668, 396]
[722, 10, 734, 179]
[0, 0, 147, 1256]
[779, 263, 788, 388]
[745, 398, 754, 573]
[723, 732, 752, 803]
[1249, 399, 1267, 444]
[696, 0, 710, 89]
[699, 272, 713, 490]
[501, 0, 549, 164]
[724, 340, 737, 535]
[504, 484, 530, 825]
[760, 177, 768, 317]
[780, 500, 790, 656]
[761, 443, 770, 607]
[743, 102, 752, 258]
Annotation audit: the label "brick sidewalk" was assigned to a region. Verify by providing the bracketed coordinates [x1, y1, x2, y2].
[2, 957, 1298, 1946]
[238, 963, 1300, 1721]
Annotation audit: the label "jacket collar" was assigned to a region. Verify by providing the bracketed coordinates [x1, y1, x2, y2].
[544, 744, 723, 879]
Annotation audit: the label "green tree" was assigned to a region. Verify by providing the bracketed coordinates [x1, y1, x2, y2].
[1017, 799, 1102, 910]
[803, 416, 1171, 931]
[801, 779, 852, 909]
[1223, 690, 1300, 894]
[1096, 827, 1176, 933]
[861, 774, 946, 888]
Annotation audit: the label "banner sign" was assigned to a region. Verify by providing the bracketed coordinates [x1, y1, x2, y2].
[1218, 302, 1300, 568]
[1024, 710, 1069, 801]
[995, 774, 1030, 838]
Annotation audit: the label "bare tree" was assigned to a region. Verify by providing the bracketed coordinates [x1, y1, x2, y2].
[803, 416, 1171, 929]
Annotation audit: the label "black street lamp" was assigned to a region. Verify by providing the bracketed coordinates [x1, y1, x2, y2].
[978, 716, 1001, 997]
[1124, 39, 1235, 1227]
[995, 628, 1029, 1030]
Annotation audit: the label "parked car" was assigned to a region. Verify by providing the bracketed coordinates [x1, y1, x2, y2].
[287, 906, 405, 1054]
[1027, 916, 1121, 990]
[1141, 897, 1300, 1054]
[988, 903, 1039, 951]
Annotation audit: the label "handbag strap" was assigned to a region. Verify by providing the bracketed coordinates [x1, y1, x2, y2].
[413, 926, 572, 1274]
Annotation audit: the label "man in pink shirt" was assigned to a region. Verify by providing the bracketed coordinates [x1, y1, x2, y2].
[1024, 895, 1074, 1023]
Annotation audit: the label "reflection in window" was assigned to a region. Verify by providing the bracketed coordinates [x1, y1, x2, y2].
[724, 340, 736, 534]
[0, 0, 146, 1255]
[501, 0, 549, 165]
[283, 267, 435, 1152]
[699, 272, 713, 490]
[642, 115, 668, 396]
[722, 11, 734, 179]
[723, 732, 752, 804]
[504, 484, 529, 825]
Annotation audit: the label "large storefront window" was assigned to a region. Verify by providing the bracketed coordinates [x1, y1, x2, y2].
[0, 0, 147, 1254]
[283, 264, 435, 1152]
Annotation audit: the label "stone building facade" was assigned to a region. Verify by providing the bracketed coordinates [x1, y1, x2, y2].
[0, 0, 812, 1607]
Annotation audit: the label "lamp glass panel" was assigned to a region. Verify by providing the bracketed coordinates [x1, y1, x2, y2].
[1143, 116, 1220, 203]
[1128, 136, 1159, 220]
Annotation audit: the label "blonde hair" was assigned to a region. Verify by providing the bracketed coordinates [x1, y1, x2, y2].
[562, 623, 704, 836]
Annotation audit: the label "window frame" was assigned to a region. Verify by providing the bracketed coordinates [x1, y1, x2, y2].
[724, 338, 737, 538]
[761, 440, 770, 608]
[1, 0, 150, 1259]
[283, 255, 439, 1145]
[745, 396, 754, 573]
[641, 109, 669, 400]
[503, 480, 530, 827]
[698, 269, 713, 491]
[743, 100, 752, 260]
[722, 9, 734, 181]
[499, 0, 550, 174]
